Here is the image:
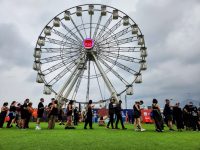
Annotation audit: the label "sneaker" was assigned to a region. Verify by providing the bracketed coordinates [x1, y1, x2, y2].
[35, 126, 41, 130]
[135, 128, 139, 131]
[140, 128, 146, 132]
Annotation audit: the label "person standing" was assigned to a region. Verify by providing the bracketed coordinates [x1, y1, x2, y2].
[188, 102, 200, 131]
[7, 101, 17, 128]
[21, 99, 29, 129]
[152, 99, 164, 132]
[26, 102, 34, 128]
[74, 107, 79, 126]
[133, 101, 145, 131]
[163, 99, 175, 131]
[48, 100, 58, 129]
[65, 100, 75, 129]
[173, 102, 184, 131]
[115, 100, 127, 130]
[106, 98, 115, 129]
[36, 98, 45, 130]
[0, 102, 9, 128]
[84, 100, 94, 129]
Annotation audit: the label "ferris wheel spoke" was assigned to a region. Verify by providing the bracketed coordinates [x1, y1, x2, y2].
[41, 48, 76, 53]
[95, 15, 113, 41]
[97, 19, 123, 42]
[42, 56, 78, 75]
[45, 37, 80, 48]
[98, 57, 129, 85]
[48, 62, 77, 85]
[90, 14, 92, 38]
[70, 17, 85, 40]
[100, 46, 141, 52]
[98, 26, 132, 44]
[51, 29, 81, 46]
[80, 16, 87, 38]
[40, 53, 78, 64]
[86, 60, 91, 102]
[92, 61, 103, 100]
[99, 36, 137, 47]
[101, 51, 142, 63]
[92, 53, 118, 101]
[92, 15, 102, 39]
[60, 21, 83, 43]
[63, 62, 86, 99]
[71, 67, 85, 100]
[99, 55, 137, 74]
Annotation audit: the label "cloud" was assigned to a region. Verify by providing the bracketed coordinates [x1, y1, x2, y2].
[0, 0, 200, 108]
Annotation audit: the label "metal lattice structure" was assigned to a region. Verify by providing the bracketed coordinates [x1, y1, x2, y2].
[33, 4, 147, 104]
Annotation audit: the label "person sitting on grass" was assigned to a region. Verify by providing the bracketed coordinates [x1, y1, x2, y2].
[98, 116, 105, 126]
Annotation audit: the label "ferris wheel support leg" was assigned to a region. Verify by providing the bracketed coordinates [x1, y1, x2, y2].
[56, 63, 80, 102]
[63, 68, 83, 99]
[92, 53, 119, 103]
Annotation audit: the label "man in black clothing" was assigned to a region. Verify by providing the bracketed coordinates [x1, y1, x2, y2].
[115, 100, 127, 130]
[188, 102, 200, 131]
[107, 98, 115, 129]
[21, 99, 29, 129]
[36, 98, 45, 130]
[163, 99, 174, 131]
[74, 107, 79, 126]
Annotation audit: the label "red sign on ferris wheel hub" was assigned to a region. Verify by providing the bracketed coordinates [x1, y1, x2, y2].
[83, 38, 94, 49]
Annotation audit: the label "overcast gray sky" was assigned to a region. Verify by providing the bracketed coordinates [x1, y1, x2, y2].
[0, 0, 200, 108]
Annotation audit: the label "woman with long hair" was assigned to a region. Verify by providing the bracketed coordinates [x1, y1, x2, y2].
[152, 99, 164, 132]
[65, 100, 75, 129]
[133, 101, 145, 131]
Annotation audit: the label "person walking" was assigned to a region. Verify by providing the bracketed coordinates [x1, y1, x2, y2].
[36, 98, 45, 130]
[188, 102, 200, 131]
[7, 101, 17, 128]
[84, 100, 94, 129]
[133, 101, 145, 131]
[115, 100, 127, 130]
[163, 99, 175, 131]
[173, 102, 184, 131]
[152, 99, 164, 132]
[107, 98, 115, 129]
[21, 99, 29, 129]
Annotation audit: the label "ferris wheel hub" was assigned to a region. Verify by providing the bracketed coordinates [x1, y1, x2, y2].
[83, 38, 94, 49]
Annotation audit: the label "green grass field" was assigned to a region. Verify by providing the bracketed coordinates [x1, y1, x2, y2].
[0, 122, 199, 150]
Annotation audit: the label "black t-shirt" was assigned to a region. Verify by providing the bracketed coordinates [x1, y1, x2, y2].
[115, 103, 122, 115]
[21, 103, 28, 114]
[164, 104, 173, 116]
[10, 106, 16, 112]
[109, 103, 114, 114]
[37, 102, 44, 115]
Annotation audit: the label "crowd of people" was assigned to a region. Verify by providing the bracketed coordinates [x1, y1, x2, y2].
[151, 99, 200, 132]
[0, 97, 199, 132]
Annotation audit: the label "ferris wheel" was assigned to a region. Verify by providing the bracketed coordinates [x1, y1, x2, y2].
[33, 4, 147, 104]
